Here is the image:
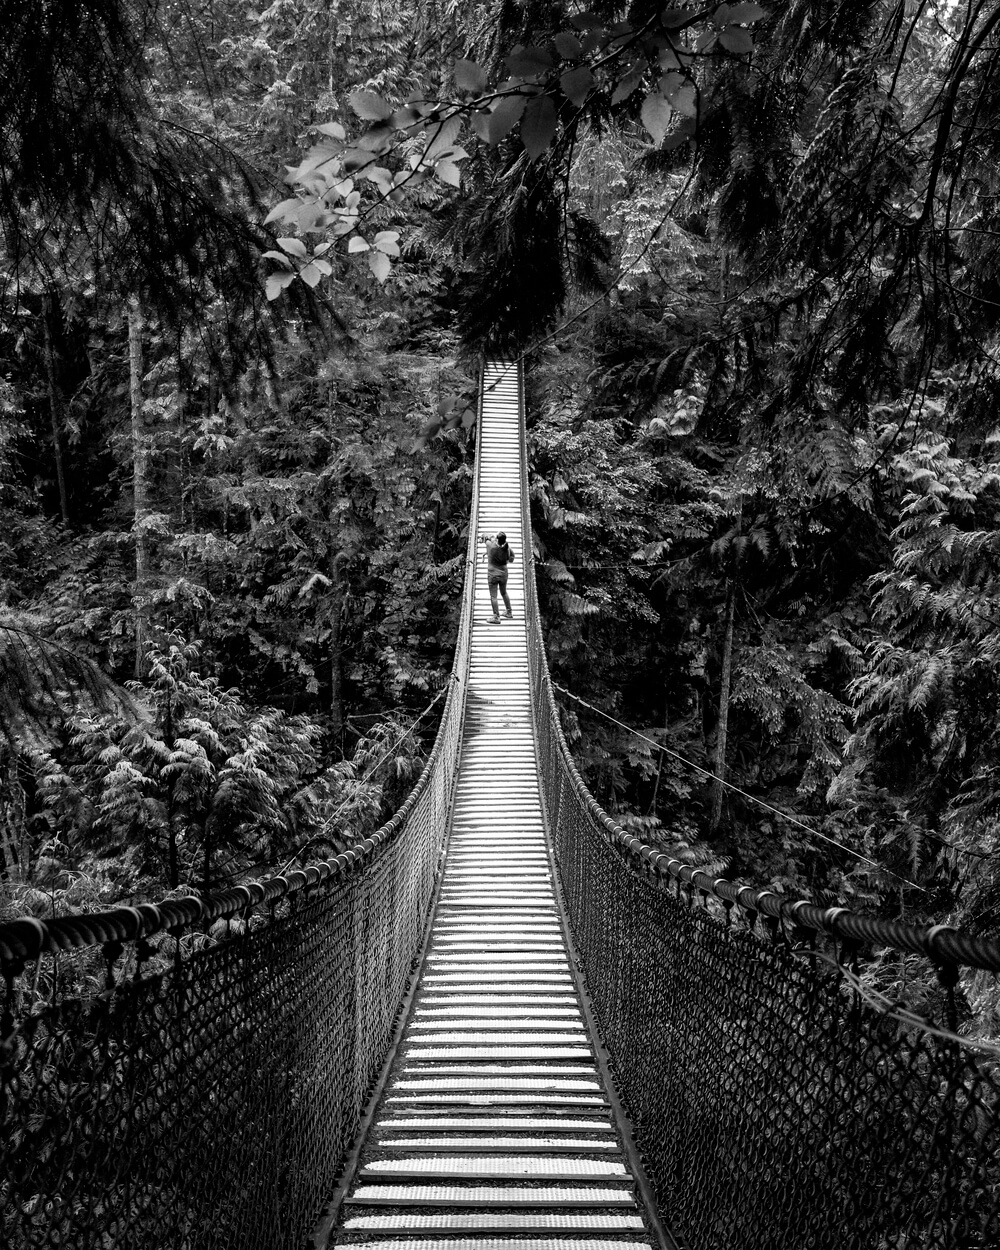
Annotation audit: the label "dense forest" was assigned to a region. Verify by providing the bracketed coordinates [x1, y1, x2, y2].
[4, 0, 1000, 1021]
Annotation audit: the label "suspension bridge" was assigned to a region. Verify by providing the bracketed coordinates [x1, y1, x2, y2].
[2, 362, 1000, 1250]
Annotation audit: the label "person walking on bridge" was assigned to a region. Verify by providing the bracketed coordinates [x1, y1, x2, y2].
[484, 531, 515, 623]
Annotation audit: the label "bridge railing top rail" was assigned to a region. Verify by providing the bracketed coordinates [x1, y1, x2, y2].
[511, 362, 1000, 980]
[546, 736, 1000, 975]
[0, 373, 485, 983]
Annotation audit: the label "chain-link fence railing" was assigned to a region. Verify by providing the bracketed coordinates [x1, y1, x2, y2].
[514, 363, 1000, 1249]
[0, 388, 484, 1250]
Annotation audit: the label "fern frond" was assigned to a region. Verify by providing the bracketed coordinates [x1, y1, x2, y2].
[0, 611, 145, 751]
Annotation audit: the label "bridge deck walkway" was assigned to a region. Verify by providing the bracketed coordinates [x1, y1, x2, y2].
[326, 363, 657, 1250]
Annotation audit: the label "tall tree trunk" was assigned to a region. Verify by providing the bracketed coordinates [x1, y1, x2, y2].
[43, 295, 69, 524]
[709, 578, 736, 834]
[163, 689, 179, 890]
[0, 759, 28, 882]
[203, 820, 212, 896]
[329, 551, 348, 752]
[646, 695, 669, 817]
[128, 297, 149, 679]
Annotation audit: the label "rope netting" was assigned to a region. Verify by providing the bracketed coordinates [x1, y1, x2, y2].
[512, 369, 1000, 1248]
[0, 407, 482, 1250]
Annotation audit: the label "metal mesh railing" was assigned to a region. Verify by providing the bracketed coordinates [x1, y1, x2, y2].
[514, 365, 1000, 1249]
[0, 398, 483, 1250]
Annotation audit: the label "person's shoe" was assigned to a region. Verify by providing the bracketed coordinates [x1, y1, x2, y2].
[488, 615, 501, 624]
[504, 610, 513, 618]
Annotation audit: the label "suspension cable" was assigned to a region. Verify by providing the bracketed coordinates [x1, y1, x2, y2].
[272, 680, 454, 878]
[551, 679, 929, 892]
[212, 682, 456, 890]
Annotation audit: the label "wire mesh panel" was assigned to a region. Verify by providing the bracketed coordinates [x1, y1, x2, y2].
[514, 367, 1000, 1249]
[0, 446, 480, 1250]
[1, 752, 459, 1249]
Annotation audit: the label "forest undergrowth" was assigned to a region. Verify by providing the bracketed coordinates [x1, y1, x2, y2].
[4, 0, 1000, 1035]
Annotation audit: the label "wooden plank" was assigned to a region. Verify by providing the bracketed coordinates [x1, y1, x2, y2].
[345, 1186, 636, 1208]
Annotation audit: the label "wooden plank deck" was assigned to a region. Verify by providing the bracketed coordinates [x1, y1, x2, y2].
[326, 362, 657, 1250]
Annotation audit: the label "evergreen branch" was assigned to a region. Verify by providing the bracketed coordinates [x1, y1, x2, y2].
[0, 614, 145, 751]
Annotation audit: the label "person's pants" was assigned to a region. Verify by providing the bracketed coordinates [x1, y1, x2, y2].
[488, 571, 511, 617]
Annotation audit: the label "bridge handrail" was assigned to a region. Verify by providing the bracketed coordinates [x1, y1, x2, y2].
[537, 704, 1000, 974]
[515, 359, 1000, 1249]
[0, 670, 460, 963]
[531, 723, 1000, 974]
[0, 379, 484, 1250]
[515, 396, 999, 975]
[0, 402, 483, 983]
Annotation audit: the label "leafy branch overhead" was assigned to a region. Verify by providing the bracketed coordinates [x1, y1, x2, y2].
[264, 3, 768, 295]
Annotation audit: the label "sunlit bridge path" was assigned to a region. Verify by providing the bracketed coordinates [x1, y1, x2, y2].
[319, 361, 663, 1250]
[2, 362, 1000, 1250]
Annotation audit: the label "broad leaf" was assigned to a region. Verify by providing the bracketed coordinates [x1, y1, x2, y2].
[314, 121, 346, 139]
[265, 271, 296, 300]
[434, 159, 461, 187]
[277, 237, 307, 258]
[342, 148, 379, 172]
[668, 81, 698, 118]
[560, 66, 595, 108]
[611, 70, 644, 104]
[391, 104, 424, 130]
[662, 117, 696, 149]
[455, 58, 487, 92]
[348, 236, 370, 253]
[719, 26, 754, 53]
[726, 1, 766, 19]
[261, 250, 293, 268]
[368, 251, 391, 282]
[357, 124, 394, 153]
[295, 202, 331, 234]
[658, 45, 685, 71]
[412, 417, 441, 451]
[264, 197, 304, 225]
[520, 94, 558, 161]
[284, 140, 340, 184]
[608, 20, 634, 47]
[298, 262, 323, 288]
[374, 231, 401, 256]
[363, 167, 394, 196]
[349, 89, 393, 121]
[641, 92, 674, 146]
[470, 110, 492, 142]
[486, 94, 528, 144]
[554, 31, 583, 60]
[424, 115, 462, 165]
[506, 44, 554, 75]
